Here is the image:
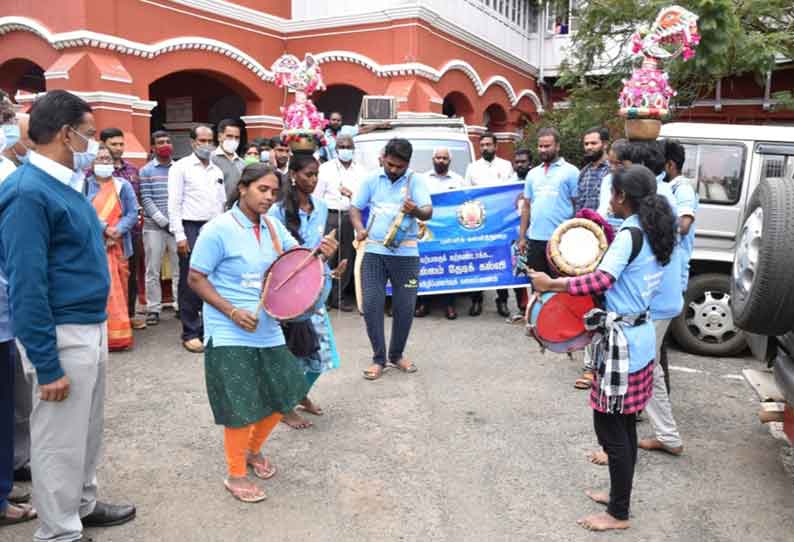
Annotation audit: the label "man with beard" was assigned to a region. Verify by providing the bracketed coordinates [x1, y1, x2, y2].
[415, 147, 464, 319]
[575, 127, 611, 213]
[270, 136, 290, 178]
[518, 127, 579, 275]
[464, 132, 515, 316]
[351, 138, 432, 381]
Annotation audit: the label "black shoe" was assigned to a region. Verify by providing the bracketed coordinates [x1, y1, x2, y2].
[145, 312, 160, 326]
[445, 306, 458, 320]
[496, 300, 510, 317]
[340, 299, 355, 312]
[13, 466, 31, 482]
[415, 304, 429, 318]
[82, 501, 136, 527]
[469, 300, 482, 316]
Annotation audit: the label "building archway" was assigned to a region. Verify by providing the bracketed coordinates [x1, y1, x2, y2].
[149, 69, 255, 159]
[442, 91, 474, 123]
[0, 58, 45, 98]
[314, 84, 366, 125]
[483, 103, 508, 132]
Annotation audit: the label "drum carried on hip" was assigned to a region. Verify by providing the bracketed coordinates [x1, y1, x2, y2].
[260, 247, 326, 321]
[525, 292, 596, 353]
[546, 216, 610, 277]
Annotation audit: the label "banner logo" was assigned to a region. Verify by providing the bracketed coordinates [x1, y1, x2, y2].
[457, 200, 486, 230]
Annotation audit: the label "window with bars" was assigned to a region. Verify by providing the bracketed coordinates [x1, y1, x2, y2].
[476, 0, 541, 33]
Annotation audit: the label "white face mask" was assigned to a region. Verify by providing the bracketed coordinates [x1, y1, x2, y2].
[94, 163, 115, 178]
[68, 129, 100, 173]
[222, 138, 239, 154]
[260, 150, 270, 163]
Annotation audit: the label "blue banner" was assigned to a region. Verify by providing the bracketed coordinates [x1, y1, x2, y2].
[415, 182, 530, 295]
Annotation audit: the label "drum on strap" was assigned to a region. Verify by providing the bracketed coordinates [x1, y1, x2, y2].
[546, 217, 609, 277]
[525, 292, 596, 353]
[261, 247, 327, 321]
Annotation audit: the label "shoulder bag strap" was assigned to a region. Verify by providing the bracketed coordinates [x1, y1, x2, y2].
[626, 226, 644, 265]
[262, 216, 283, 255]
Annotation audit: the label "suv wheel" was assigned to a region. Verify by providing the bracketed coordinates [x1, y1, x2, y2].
[671, 273, 746, 357]
[731, 178, 794, 334]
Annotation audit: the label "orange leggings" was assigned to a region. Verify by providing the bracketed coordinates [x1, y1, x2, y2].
[223, 413, 283, 478]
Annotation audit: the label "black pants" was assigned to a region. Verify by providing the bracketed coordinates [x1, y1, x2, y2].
[362, 253, 420, 365]
[593, 409, 638, 521]
[127, 234, 143, 317]
[326, 210, 355, 305]
[418, 293, 456, 309]
[0, 341, 14, 509]
[178, 220, 205, 341]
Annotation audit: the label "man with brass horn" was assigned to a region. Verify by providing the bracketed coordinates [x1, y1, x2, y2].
[350, 138, 432, 381]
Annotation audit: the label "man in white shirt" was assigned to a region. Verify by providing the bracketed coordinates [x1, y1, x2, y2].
[315, 134, 365, 311]
[415, 147, 464, 319]
[463, 132, 514, 187]
[463, 132, 516, 317]
[168, 125, 225, 353]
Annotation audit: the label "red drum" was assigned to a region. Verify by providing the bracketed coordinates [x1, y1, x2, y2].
[546, 218, 609, 277]
[525, 292, 596, 353]
[261, 247, 326, 321]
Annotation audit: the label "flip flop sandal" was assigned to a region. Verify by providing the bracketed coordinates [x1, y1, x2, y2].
[574, 372, 594, 390]
[0, 503, 37, 526]
[389, 360, 418, 373]
[224, 479, 267, 503]
[363, 366, 383, 380]
[247, 457, 277, 480]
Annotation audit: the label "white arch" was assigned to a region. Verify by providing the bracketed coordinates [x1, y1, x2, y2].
[0, 18, 542, 110]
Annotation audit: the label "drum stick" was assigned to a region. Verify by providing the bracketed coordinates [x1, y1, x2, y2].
[273, 228, 337, 291]
[254, 271, 274, 322]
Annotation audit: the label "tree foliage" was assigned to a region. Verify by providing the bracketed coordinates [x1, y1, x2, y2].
[523, 0, 794, 164]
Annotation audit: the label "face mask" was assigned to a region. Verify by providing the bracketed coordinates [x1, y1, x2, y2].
[221, 139, 239, 154]
[337, 148, 354, 162]
[481, 150, 495, 162]
[68, 129, 99, 172]
[94, 163, 115, 178]
[194, 144, 214, 161]
[155, 144, 173, 159]
[260, 150, 270, 163]
[1, 124, 20, 152]
[244, 156, 258, 165]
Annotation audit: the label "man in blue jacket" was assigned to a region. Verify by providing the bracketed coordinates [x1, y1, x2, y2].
[0, 90, 135, 541]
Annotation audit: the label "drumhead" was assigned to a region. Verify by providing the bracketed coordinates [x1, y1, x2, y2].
[262, 248, 325, 321]
[547, 218, 609, 276]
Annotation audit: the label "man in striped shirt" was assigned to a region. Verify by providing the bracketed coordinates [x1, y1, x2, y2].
[139, 130, 178, 327]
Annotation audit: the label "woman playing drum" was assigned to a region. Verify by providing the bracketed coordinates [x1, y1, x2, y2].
[529, 165, 676, 532]
[268, 152, 341, 430]
[187, 163, 337, 503]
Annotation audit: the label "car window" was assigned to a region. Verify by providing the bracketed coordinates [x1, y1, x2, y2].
[680, 143, 745, 205]
[354, 138, 472, 177]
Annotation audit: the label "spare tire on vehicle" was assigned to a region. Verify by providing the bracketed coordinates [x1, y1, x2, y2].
[731, 178, 794, 335]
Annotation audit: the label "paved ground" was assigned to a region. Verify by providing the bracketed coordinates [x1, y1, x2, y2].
[6, 295, 794, 542]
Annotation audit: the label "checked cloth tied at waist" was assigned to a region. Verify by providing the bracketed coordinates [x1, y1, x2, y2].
[584, 308, 649, 414]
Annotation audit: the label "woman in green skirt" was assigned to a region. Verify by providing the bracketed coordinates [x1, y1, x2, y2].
[188, 163, 337, 502]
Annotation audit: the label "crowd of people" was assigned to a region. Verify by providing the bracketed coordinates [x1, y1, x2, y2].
[0, 87, 699, 538]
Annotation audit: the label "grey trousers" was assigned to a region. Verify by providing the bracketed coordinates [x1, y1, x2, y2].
[143, 228, 179, 314]
[646, 319, 682, 448]
[18, 323, 107, 542]
[13, 345, 31, 470]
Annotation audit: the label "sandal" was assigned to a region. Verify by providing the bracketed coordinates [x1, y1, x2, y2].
[224, 478, 267, 503]
[363, 364, 383, 380]
[0, 503, 37, 526]
[574, 371, 594, 390]
[247, 454, 277, 480]
[389, 359, 418, 373]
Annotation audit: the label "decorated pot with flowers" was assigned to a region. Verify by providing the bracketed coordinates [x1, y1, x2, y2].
[271, 53, 328, 152]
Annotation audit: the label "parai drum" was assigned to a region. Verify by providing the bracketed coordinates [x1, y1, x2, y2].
[525, 292, 596, 353]
[546, 218, 609, 277]
[261, 247, 327, 322]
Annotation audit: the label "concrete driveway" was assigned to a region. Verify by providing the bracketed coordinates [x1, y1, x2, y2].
[6, 297, 794, 541]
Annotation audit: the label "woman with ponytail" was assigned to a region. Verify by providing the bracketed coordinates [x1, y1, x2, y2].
[268, 152, 342, 430]
[529, 164, 676, 532]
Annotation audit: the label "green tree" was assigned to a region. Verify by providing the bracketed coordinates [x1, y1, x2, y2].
[523, 0, 794, 165]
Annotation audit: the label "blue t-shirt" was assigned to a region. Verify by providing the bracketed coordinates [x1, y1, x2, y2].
[671, 176, 698, 290]
[597, 173, 625, 232]
[598, 215, 663, 370]
[649, 175, 684, 320]
[268, 195, 328, 249]
[523, 158, 579, 241]
[190, 204, 299, 348]
[352, 168, 432, 257]
[321, 125, 359, 161]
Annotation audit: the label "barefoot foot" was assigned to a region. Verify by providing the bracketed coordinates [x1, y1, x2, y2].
[298, 396, 324, 416]
[587, 449, 608, 466]
[585, 489, 609, 505]
[577, 512, 630, 531]
[281, 409, 313, 429]
[638, 438, 683, 455]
